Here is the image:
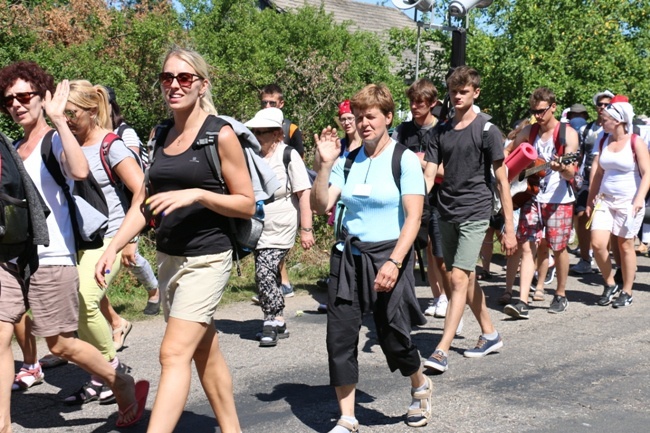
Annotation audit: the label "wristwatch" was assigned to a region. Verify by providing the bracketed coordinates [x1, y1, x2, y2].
[387, 258, 402, 269]
[300, 227, 313, 232]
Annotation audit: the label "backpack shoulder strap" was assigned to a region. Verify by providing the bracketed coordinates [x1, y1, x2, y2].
[99, 132, 124, 186]
[40, 130, 68, 190]
[582, 121, 595, 143]
[598, 133, 609, 154]
[116, 124, 129, 138]
[147, 120, 174, 167]
[555, 121, 566, 156]
[343, 146, 363, 183]
[528, 124, 540, 145]
[282, 119, 291, 145]
[392, 143, 407, 192]
[198, 115, 229, 189]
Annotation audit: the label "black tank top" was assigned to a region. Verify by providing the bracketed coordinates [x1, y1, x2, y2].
[149, 119, 231, 256]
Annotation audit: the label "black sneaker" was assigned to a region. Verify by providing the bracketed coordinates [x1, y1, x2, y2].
[614, 268, 623, 285]
[143, 300, 160, 315]
[597, 284, 619, 306]
[504, 301, 530, 320]
[276, 322, 290, 339]
[548, 295, 568, 314]
[612, 291, 633, 308]
[259, 325, 278, 347]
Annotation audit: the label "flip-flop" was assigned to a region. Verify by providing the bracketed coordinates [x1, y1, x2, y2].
[115, 380, 149, 427]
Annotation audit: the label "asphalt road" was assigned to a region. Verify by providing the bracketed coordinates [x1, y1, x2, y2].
[9, 253, 650, 432]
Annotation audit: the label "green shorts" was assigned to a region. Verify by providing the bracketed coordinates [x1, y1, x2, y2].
[439, 219, 489, 272]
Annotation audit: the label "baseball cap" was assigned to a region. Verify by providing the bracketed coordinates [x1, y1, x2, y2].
[244, 107, 283, 129]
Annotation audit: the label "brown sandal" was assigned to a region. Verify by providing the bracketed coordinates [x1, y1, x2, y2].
[533, 289, 545, 302]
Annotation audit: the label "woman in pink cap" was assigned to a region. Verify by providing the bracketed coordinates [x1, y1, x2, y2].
[337, 99, 361, 157]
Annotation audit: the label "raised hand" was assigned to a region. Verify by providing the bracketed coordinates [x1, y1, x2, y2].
[314, 126, 342, 165]
[43, 80, 70, 124]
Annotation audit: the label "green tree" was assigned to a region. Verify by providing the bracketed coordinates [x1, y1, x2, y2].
[472, 0, 650, 129]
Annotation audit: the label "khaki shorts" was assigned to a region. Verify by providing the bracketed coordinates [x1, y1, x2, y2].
[0, 263, 27, 324]
[29, 265, 79, 337]
[157, 251, 232, 324]
[439, 219, 490, 272]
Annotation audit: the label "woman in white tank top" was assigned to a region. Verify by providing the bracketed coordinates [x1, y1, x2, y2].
[587, 101, 650, 308]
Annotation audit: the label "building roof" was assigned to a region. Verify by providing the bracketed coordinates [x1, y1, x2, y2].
[265, 0, 418, 35]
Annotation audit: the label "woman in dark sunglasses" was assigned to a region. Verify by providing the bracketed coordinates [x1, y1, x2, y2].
[0, 62, 142, 427]
[96, 47, 254, 433]
[586, 101, 650, 309]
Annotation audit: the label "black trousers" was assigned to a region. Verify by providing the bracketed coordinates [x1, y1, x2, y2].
[326, 250, 421, 387]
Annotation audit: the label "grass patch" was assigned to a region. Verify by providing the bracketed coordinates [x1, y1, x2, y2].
[107, 217, 333, 321]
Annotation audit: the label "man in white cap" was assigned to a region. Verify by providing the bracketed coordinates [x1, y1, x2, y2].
[569, 90, 613, 275]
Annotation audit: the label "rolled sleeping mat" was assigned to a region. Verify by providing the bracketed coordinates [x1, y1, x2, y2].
[505, 142, 538, 182]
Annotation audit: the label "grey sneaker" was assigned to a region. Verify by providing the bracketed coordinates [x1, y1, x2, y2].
[570, 259, 594, 274]
[597, 284, 619, 306]
[548, 295, 568, 314]
[612, 291, 633, 308]
[504, 301, 530, 320]
[423, 349, 448, 372]
[464, 334, 504, 358]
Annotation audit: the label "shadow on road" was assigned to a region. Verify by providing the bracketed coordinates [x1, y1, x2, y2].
[255, 383, 403, 431]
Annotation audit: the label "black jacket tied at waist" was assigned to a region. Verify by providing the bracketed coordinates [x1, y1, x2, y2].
[335, 236, 426, 340]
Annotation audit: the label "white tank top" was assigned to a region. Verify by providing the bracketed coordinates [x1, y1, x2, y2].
[534, 135, 574, 204]
[599, 137, 640, 200]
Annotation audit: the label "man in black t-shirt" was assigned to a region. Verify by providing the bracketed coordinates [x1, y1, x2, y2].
[393, 78, 452, 321]
[422, 66, 516, 373]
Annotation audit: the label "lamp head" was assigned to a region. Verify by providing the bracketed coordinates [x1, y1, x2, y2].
[448, 0, 493, 18]
[391, 0, 435, 13]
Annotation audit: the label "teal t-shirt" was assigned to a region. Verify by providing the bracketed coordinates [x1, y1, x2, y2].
[330, 140, 424, 243]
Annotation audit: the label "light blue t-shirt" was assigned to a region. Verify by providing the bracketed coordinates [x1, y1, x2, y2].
[330, 140, 424, 243]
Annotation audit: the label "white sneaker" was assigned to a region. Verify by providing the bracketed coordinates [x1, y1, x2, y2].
[455, 317, 464, 336]
[424, 299, 437, 316]
[570, 259, 594, 274]
[434, 298, 448, 318]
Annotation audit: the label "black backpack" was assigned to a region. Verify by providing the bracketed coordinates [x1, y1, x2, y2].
[40, 130, 109, 252]
[0, 136, 29, 260]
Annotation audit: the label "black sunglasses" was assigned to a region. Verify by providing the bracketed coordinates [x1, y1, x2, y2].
[261, 100, 278, 108]
[2, 91, 39, 108]
[159, 72, 202, 88]
[529, 106, 552, 117]
[596, 102, 609, 108]
[253, 129, 276, 136]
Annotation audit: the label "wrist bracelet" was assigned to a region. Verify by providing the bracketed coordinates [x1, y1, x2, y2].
[128, 236, 139, 244]
[300, 227, 313, 232]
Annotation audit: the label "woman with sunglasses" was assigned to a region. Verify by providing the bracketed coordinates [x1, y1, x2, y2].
[586, 101, 650, 308]
[0, 62, 143, 427]
[244, 107, 314, 347]
[96, 47, 254, 433]
[61, 80, 146, 409]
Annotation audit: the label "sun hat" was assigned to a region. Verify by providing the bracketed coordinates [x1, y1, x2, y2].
[592, 90, 614, 106]
[569, 103, 587, 114]
[244, 107, 283, 129]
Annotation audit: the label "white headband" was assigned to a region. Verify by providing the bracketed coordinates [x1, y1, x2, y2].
[604, 102, 634, 133]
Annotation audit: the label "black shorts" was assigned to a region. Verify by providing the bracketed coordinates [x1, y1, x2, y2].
[575, 187, 589, 213]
